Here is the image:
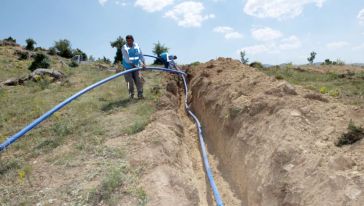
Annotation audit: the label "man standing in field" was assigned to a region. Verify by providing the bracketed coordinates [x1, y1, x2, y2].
[122, 35, 146, 99]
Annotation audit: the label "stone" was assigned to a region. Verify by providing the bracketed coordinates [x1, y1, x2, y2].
[328, 155, 355, 171]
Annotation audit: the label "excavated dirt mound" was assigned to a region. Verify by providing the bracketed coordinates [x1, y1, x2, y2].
[186, 58, 364, 206]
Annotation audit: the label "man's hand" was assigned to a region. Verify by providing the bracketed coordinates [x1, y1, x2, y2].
[141, 62, 146, 68]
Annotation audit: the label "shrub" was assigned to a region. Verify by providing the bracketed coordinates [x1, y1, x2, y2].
[336, 121, 364, 147]
[72, 48, 88, 61]
[189, 61, 201, 66]
[25, 38, 36, 51]
[88, 167, 126, 204]
[322, 59, 333, 65]
[319, 87, 328, 94]
[34, 47, 45, 52]
[249, 61, 264, 69]
[54, 39, 73, 58]
[28, 53, 51, 71]
[48, 47, 57, 55]
[329, 89, 340, 97]
[4, 36, 16, 43]
[15, 50, 29, 60]
[275, 75, 284, 80]
[69, 61, 79, 68]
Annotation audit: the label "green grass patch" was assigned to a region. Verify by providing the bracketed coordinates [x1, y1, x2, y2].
[336, 121, 364, 147]
[260, 67, 364, 105]
[87, 166, 128, 205]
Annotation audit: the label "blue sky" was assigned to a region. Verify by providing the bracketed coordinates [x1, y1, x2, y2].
[1, 0, 364, 64]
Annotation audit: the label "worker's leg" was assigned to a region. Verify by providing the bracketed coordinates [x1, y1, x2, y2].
[124, 72, 135, 98]
[132, 71, 144, 98]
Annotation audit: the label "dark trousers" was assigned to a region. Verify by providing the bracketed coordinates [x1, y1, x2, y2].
[124, 71, 143, 96]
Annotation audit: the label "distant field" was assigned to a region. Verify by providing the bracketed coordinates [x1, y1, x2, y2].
[259, 65, 364, 105]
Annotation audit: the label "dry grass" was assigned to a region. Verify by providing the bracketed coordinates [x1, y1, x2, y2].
[0, 45, 164, 204]
[259, 66, 364, 105]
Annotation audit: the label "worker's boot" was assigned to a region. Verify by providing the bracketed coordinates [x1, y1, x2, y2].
[137, 91, 144, 99]
[129, 93, 134, 100]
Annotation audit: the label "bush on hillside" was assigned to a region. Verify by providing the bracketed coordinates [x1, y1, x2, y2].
[25, 38, 36, 51]
[28, 53, 51, 72]
[72, 48, 88, 61]
[16, 50, 29, 60]
[4, 36, 16, 43]
[48, 47, 57, 55]
[69, 61, 79, 68]
[249, 61, 264, 69]
[336, 121, 364, 147]
[54, 39, 73, 58]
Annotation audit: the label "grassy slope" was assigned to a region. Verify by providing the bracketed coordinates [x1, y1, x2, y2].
[0, 46, 163, 205]
[259, 65, 364, 105]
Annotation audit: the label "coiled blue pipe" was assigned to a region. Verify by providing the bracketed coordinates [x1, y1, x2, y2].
[0, 57, 224, 206]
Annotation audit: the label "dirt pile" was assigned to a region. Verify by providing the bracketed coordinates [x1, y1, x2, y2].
[187, 58, 364, 206]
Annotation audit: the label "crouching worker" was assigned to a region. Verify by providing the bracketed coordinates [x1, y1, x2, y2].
[122, 35, 146, 99]
[160, 52, 178, 70]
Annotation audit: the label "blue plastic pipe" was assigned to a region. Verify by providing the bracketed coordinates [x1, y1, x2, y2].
[142, 55, 224, 206]
[0, 67, 185, 151]
[0, 56, 224, 206]
[180, 72, 224, 206]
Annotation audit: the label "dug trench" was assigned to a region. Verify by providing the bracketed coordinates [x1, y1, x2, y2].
[105, 71, 241, 205]
[184, 58, 364, 206]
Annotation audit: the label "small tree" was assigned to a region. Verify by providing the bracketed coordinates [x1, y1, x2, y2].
[152, 41, 169, 64]
[25, 38, 36, 50]
[28, 53, 51, 71]
[111, 36, 126, 64]
[307, 51, 317, 65]
[240, 51, 249, 64]
[54, 39, 73, 58]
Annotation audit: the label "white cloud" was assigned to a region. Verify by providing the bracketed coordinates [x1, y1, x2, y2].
[326, 41, 350, 50]
[239, 44, 270, 55]
[213, 26, 243, 39]
[115, 1, 127, 6]
[279, 35, 302, 49]
[240, 34, 301, 55]
[164, 1, 215, 27]
[244, 0, 326, 19]
[98, 0, 108, 6]
[251, 27, 283, 41]
[358, 9, 364, 24]
[135, 0, 174, 12]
